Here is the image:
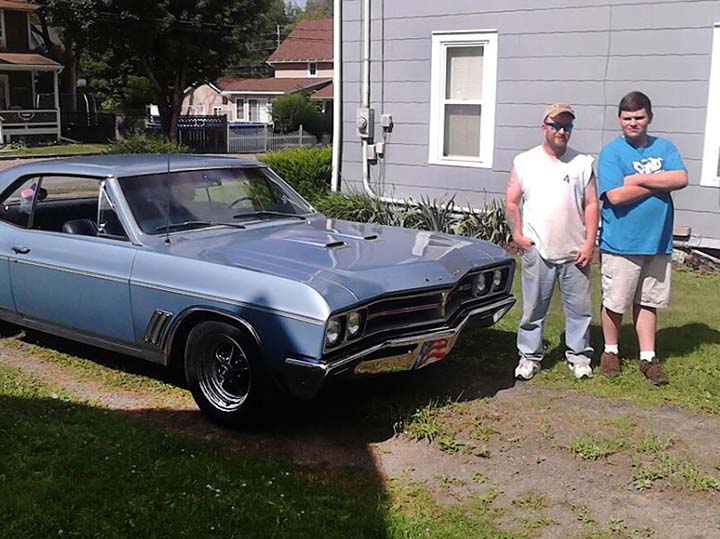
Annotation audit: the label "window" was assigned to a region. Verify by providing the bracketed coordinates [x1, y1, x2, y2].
[428, 30, 498, 168]
[0, 175, 126, 239]
[248, 99, 259, 122]
[308, 62, 318, 77]
[235, 98, 245, 120]
[213, 106, 224, 116]
[701, 23, 720, 187]
[0, 10, 5, 49]
[0, 75, 8, 110]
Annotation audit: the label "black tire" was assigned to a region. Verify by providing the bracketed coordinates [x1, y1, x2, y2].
[184, 321, 270, 427]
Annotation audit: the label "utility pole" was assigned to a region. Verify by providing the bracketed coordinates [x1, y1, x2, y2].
[276, 24, 281, 48]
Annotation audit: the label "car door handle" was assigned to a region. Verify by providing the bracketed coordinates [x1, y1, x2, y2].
[12, 246, 31, 255]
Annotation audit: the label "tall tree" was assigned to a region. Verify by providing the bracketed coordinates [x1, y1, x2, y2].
[304, 0, 332, 17]
[96, 0, 270, 140]
[34, 0, 102, 112]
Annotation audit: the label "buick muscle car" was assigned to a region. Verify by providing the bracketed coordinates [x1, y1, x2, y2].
[0, 155, 515, 426]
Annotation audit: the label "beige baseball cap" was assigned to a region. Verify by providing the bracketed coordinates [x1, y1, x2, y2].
[543, 103, 575, 120]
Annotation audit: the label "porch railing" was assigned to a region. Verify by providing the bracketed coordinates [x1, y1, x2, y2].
[1, 108, 60, 139]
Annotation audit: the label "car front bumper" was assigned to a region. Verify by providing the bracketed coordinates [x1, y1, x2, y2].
[282, 295, 516, 398]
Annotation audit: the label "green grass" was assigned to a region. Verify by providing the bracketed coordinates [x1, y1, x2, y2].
[0, 365, 525, 539]
[1, 143, 109, 156]
[453, 265, 720, 414]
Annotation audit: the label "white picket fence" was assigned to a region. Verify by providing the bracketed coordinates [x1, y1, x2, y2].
[228, 124, 318, 154]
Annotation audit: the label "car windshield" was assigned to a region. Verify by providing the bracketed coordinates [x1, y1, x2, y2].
[118, 166, 313, 235]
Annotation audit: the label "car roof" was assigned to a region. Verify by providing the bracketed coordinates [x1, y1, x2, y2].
[0, 154, 264, 187]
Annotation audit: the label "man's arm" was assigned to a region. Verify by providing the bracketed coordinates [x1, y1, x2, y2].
[624, 169, 688, 191]
[604, 184, 655, 206]
[575, 172, 598, 268]
[505, 166, 534, 250]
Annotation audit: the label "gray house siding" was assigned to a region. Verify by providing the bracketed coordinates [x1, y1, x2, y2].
[339, 0, 720, 247]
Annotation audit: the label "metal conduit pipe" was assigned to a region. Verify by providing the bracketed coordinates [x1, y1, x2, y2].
[331, 0, 342, 192]
[361, 0, 377, 198]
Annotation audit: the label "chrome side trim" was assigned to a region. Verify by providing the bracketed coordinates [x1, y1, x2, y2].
[0, 309, 145, 359]
[131, 280, 324, 326]
[161, 306, 263, 363]
[12, 259, 129, 284]
[320, 296, 516, 375]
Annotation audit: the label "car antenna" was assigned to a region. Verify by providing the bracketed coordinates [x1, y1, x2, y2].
[164, 152, 172, 245]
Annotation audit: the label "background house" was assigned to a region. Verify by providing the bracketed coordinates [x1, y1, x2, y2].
[335, 1, 720, 250]
[0, 0, 62, 143]
[181, 17, 333, 125]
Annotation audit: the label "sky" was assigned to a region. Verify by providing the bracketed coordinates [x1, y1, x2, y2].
[287, 0, 307, 7]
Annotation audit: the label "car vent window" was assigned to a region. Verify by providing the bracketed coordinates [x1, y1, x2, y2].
[0, 176, 42, 228]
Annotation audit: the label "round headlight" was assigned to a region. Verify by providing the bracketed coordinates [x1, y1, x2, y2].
[325, 317, 341, 347]
[475, 273, 487, 296]
[492, 269, 503, 290]
[347, 311, 362, 338]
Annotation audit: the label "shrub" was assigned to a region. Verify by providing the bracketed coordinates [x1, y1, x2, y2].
[260, 146, 332, 202]
[314, 190, 511, 243]
[452, 199, 512, 244]
[271, 93, 327, 137]
[106, 133, 188, 154]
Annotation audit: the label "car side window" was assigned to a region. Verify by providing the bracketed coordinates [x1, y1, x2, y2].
[0, 176, 44, 228]
[32, 176, 102, 235]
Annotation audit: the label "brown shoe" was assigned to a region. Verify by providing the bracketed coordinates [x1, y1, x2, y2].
[600, 352, 621, 377]
[639, 358, 669, 386]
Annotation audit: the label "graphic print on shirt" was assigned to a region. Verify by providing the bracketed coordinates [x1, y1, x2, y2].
[632, 156, 663, 175]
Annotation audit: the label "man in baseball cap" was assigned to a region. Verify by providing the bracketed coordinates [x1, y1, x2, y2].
[505, 103, 598, 380]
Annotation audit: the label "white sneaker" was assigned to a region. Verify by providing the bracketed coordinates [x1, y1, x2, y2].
[515, 359, 540, 380]
[568, 362, 593, 380]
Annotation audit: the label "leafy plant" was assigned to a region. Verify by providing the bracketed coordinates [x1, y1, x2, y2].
[260, 146, 332, 202]
[314, 191, 510, 243]
[452, 199, 512, 244]
[106, 133, 188, 154]
[271, 92, 328, 137]
[412, 195, 459, 233]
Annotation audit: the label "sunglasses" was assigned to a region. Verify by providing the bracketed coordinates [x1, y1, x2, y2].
[544, 121, 574, 133]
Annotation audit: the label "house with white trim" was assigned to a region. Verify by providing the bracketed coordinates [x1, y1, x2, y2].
[332, 0, 720, 250]
[0, 0, 62, 143]
[181, 18, 333, 125]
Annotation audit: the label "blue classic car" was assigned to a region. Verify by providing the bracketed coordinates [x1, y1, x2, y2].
[0, 155, 515, 426]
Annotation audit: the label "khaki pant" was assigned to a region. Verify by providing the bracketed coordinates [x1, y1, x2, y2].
[600, 253, 671, 314]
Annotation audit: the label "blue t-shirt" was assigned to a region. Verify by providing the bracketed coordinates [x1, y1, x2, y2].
[598, 136, 686, 255]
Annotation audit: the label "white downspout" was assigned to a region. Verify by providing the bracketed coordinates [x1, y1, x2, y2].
[331, 0, 342, 192]
[361, 0, 376, 197]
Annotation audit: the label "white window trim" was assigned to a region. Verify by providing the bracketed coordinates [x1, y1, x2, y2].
[308, 62, 318, 77]
[428, 30, 498, 169]
[212, 106, 224, 116]
[701, 23, 720, 187]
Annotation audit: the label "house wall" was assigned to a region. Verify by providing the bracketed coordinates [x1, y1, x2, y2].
[274, 62, 334, 78]
[4, 10, 29, 52]
[340, 0, 720, 248]
[181, 85, 222, 116]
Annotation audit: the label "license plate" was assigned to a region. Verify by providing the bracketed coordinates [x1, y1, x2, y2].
[413, 338, 449, 370]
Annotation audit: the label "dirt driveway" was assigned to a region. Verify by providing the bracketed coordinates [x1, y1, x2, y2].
[1, 327, 717, 539]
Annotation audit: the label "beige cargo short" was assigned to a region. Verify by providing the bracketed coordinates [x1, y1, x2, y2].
[600, 252, 671, 314]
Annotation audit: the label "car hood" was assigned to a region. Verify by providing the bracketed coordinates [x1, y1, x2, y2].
[164, 216, 510, 308]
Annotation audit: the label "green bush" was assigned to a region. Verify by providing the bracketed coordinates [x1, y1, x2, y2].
[260, 146, 332, 202]
[271, 92, 328, 137]
[314, 190, 511, 243]
[106, 133, 188, 154]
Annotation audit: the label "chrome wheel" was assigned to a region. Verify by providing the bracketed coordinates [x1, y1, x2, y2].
[197, 334, 251, 411]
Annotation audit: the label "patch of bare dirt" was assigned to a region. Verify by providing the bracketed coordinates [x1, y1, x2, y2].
[2, 338, 719, 539]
